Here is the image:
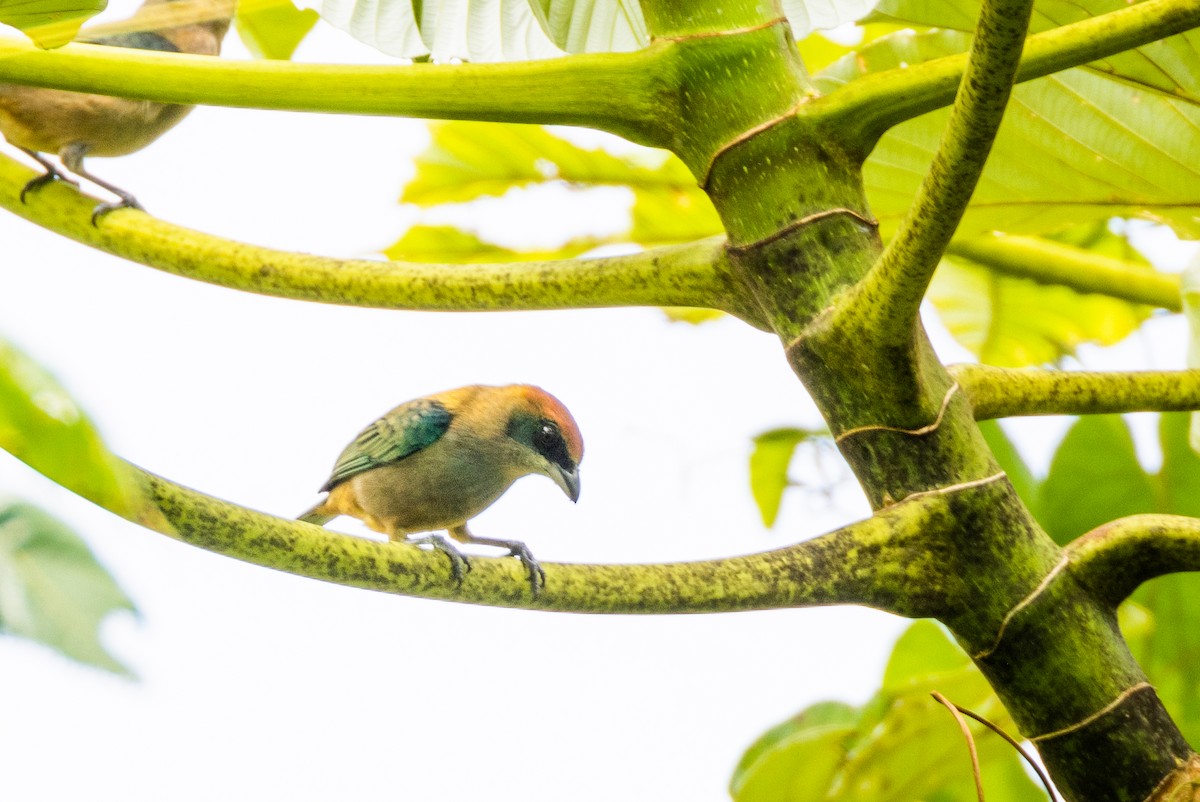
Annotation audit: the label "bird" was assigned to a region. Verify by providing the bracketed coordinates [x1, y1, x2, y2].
[299, 385, 584, 597]
[0, 0, 237, 223]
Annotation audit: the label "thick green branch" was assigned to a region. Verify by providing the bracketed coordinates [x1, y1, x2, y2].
[819, 0, 1200, 145]
[1068, 515, 1200, 606]
[0, 153, 762, 322]
[18, 452, 960, 616]
[0, 36, 677, 147]
[948, 235, 1181, 311]
[952, 365, 1200, 420]
[840, 0, 1035, 342]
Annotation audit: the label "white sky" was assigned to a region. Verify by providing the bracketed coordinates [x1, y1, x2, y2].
[1, 9, 1197, 801]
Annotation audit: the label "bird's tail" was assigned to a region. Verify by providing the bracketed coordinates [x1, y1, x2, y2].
[298, 503, 336, 526]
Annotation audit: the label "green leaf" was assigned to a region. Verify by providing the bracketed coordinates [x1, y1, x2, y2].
[235, 0, 318, 59]
[0, 0, 104, 47]
[0, 500, 136, 674]
[749, 427, 825, 527]
[1181, 252, 1200, 453]
[384, 224, 603, 261]
[316, 0, 564, 61]
[929, 253, 1152, 367]
[820, 28, 1200, 238]
[0, 338, 137, 516]
[403, 121, 692, 206]
[1039, 415, 1155, 544]
[978, 420, 1039, 511]
[527, 0, 647, 54]
[732, 621, 1044, 802]
[781, 0, 878, 39]
[660, 307, 724, 325]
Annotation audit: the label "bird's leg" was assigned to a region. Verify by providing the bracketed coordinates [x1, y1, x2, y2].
[450, 525, 546, 598]
[404, 534, 472, 587]
[59, 142, 145, 225]
[18, 148, 78, 202]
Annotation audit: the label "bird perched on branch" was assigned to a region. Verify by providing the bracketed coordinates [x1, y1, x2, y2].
[299, 385, 584, 597]
[0, 0, 236, 222]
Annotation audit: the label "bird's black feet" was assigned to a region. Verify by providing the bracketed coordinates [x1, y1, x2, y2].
[407, 534, 472, 586]
[90, 194, 145, 226]
[503, 540, 546, 598]
[18, 149, 78, 203]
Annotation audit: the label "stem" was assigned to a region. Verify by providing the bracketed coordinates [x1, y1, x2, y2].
[1068, 514, 1200, 607]
[0, 153, 762, 322]
[0, 36, 677, 147]
[948, 236, 1181, 311]
[818, 0, 1200, 145]
[840, 0, 1035, 342]
[951, 365, 1200, 420]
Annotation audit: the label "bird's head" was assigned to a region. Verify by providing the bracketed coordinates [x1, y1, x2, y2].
[502, 386, 584, 503]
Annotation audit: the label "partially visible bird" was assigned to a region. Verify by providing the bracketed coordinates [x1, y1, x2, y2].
[299, 385, 584, 596]
[0, 0, 237, 222]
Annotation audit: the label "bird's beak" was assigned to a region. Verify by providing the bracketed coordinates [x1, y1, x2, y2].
[549, 464, 581, 503]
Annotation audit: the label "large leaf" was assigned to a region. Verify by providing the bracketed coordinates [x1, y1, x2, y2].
[313, 0, 564, 60]
[870, 0, 1200, 105]
[526, 0, 646, 53]
[732, 620, 1045, 802]
[0, 0, 104, 47]
[384, 224, 603, 261]
[236, 0, 319, 59]
[0, 338, 136, 516]
[0, 500, 136, 674]
[819, 29, 1200, 238]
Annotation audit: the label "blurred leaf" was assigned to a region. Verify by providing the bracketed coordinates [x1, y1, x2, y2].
[403, 121, 690, 206]
[629, 185, 722, 246]
[1039, 415, 1154, 545]
[0, 338, 137, 516]
[819, 28, 1200, 238]
[236, 0, 318, 59]
[0, 500, 135, 674]
[1181, 251, 1200, 453]
[749, 427, 825, 527]
[527, 0, 646, 54]
[0, 0, 103, 47]
[930, 253, 1152, 367]
[661, 307, 724, 325]
[385, 224, 602, 261]
[781, 0, 879, 40]
[315, 0, 564, 61]
[978, 420, 1039, 510]
[732, 621, 1044, 802]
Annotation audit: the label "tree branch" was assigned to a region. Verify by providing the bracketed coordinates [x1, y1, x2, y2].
[19, 452, 962, 616]
[1068, 514, 1200, 607]
[838, 0, 1034, 342]
[946, 236, 1181, 311]
[0, 35, 677, 148]
[818, 0, 1200, 145]
[951, 365, 1200, 420]
[0, 153, 764, 323]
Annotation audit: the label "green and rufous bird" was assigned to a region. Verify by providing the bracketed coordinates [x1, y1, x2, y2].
[0, 0, 236, 221]
[299, 385, 584, 596]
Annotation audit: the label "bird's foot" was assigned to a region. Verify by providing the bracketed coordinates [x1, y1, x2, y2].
[407, 534, 472, 586]
[19, 170, 77, 204]
[90, 194, 144, 226]
[504, 540, 547, 598]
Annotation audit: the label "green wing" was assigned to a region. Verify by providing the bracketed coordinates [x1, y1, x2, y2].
[319, 399, 452, 492]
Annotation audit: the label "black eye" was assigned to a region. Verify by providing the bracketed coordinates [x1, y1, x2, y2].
[532, 420, 571, 469]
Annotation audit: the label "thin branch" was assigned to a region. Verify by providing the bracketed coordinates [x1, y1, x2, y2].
[1068, 514, 1200, 607]
[0, 36, 677, 148]
[52, 458, 959, 616]
[931, 692, 986, 802]
[838, 0, 1034, 342]
[0, 153, 763, 323]
[951, 365, 1200, 420]
[818, 0, 1200, 145]
[947, 236, 1181, 311]
[949, 703, 1061, 802]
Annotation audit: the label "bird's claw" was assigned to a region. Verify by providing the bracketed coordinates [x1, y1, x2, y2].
[90, 196, 145, 226]
[505, 541, 546, 598]
[407, 534, 472, 587]
[20, 171, 77, 204]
